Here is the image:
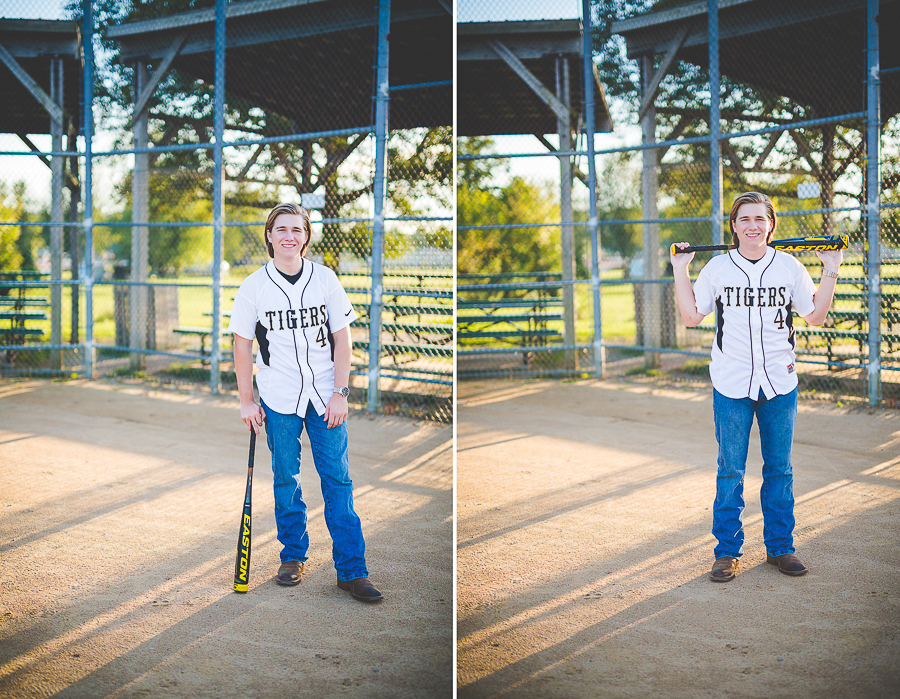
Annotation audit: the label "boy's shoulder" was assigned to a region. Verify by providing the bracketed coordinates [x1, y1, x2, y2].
[306, 260, 346, 289]
[235, 262, 271, 293]
[699, 251, 734, 274]
[771, 248, 806, 271]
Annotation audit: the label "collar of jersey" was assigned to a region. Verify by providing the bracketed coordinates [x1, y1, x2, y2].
[267, 259, 309, 292]
[728, 245, 773, 274]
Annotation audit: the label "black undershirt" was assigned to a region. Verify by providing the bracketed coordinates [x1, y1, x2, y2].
[276, 260, 304, 284]
[737, 250, 764, 264]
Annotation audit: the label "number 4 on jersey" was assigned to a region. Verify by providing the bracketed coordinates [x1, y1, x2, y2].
[774, 308, 786, 330]
[316, 326, 328, 347]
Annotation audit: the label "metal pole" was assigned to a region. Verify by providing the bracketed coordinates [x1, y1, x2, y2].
[639, 55, 660, 366]
[367, 0, 390, 413]
[582, 0, 602, 377]
[82, 0, 94, 379]
[130, 62, 149, 370]
[708, 0, 722, 247]
[556, 55, 576, 371]
[210, 0, 226, 393]
[866, 0, 881, 406]
[50, 58, 64, 370]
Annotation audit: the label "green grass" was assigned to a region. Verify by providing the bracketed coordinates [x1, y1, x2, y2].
[9, 269, 451, 350]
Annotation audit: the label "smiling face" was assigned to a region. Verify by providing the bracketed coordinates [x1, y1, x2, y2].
[266, 213, 309, 270]
[732, 202, 774, 259]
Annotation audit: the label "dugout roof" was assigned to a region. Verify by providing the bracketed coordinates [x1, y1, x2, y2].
[457, 19, 613, 137]
[613, 0, 900, 120]
[0, 19, 82, 136]
[106, 0, 452, 132]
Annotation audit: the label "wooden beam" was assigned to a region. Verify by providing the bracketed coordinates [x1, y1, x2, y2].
[0, 42, 64, 125]
[17, 133, 50, 168]
[315, 132, 369, 188]
[592, 60, 613, 133]
[834, 138, 865, 179]
[270, 143, 304, 193]
[128, 32, 188, 129]
[789, 130, 822, 179]
[720, 138, 745, 173]
[487, 39, 569, 124]
[637, 22, 690, 122]
[17, 132, 80, 189]
[753, 131, 782, 170]
[533, 133, 588, 186]
[657, 113, 691, 161]
[657, 107, 800, 125]
[236, 143, 266, 180]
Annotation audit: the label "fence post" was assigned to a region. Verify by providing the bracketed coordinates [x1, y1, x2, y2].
[82, 0, 94, 379]
[639, 55, 660, 366]
[556, 56, 576, 371]
[210, 0, 226, 393]
[582, 0, 602, 377]
[367, 0, 390, 413]
[708, 0, 722, 247]
[50, 58, 64, 370]
[130, 62, 149, 370]
[866, 0, 881, 406]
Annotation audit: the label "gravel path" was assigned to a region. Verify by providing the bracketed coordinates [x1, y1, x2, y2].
[457, 378, 900, 699]
[0, 379, 452, 699]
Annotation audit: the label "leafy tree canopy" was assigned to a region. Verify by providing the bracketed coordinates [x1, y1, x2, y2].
[457, 138, 561, 294]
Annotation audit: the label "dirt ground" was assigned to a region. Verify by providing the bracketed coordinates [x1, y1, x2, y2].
[457, 378, 900, 699]
[0, 379, 452, 699]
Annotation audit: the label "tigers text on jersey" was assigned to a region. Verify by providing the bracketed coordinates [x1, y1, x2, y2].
[693, 247, 817, 400]
[228, 260, 358, 416]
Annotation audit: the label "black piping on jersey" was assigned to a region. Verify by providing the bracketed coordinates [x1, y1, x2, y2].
[727, 251, 755, 397]
[786, 301, 796, 349]
[715, 297, 725, 351]
[255, 321, 271, 365]
[757, 252, 778, 396]
[299, 262, 329, 412]
[326, 320, 335, 362]
[264, 264, 306, 408]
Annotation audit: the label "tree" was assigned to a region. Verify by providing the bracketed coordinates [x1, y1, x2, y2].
[66, 0, 451, 273]
[596, 151, 642, 265]
[0, 183, 38, 275]
[592, 0, 871, 239]
[457, 138, 561, 294]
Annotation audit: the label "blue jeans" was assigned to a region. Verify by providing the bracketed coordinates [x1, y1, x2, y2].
[712, 388, 798, 560]
[261, 400, 368, 582]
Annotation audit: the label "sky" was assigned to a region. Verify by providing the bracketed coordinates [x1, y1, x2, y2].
[457, 0, 582, 23]
[0, 0, 68, 20]
[1, 0, 584, 22]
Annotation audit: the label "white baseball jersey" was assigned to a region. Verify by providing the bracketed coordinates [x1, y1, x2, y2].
[228, 260, 358, 416]
[693, 247, 817, 400]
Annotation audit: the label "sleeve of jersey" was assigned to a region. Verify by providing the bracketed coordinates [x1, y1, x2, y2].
[326, 274, 358, 334]
[791, 261, 818, 318]
[692, 264, 716, 317]
[227, 277, 258, 341]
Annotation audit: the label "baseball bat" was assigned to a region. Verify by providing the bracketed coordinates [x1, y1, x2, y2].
[671, 234, 848, 256]
[233, 428, 256, 593]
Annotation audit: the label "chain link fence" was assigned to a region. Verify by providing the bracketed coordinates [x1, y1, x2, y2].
[458, 0, 900, 409]
[0, 0, 451, 422]
[457, 0, 604, 379]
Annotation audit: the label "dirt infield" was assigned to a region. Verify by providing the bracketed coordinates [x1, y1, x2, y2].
[457, 378, 900, 699]
[0, 379, 452, 699]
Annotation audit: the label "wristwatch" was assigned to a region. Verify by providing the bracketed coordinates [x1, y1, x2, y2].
[333, 386, 350, 398]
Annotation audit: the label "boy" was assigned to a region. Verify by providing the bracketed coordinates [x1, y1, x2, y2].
[229, 202, 382, 602]
[671, 192, 842, 581]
